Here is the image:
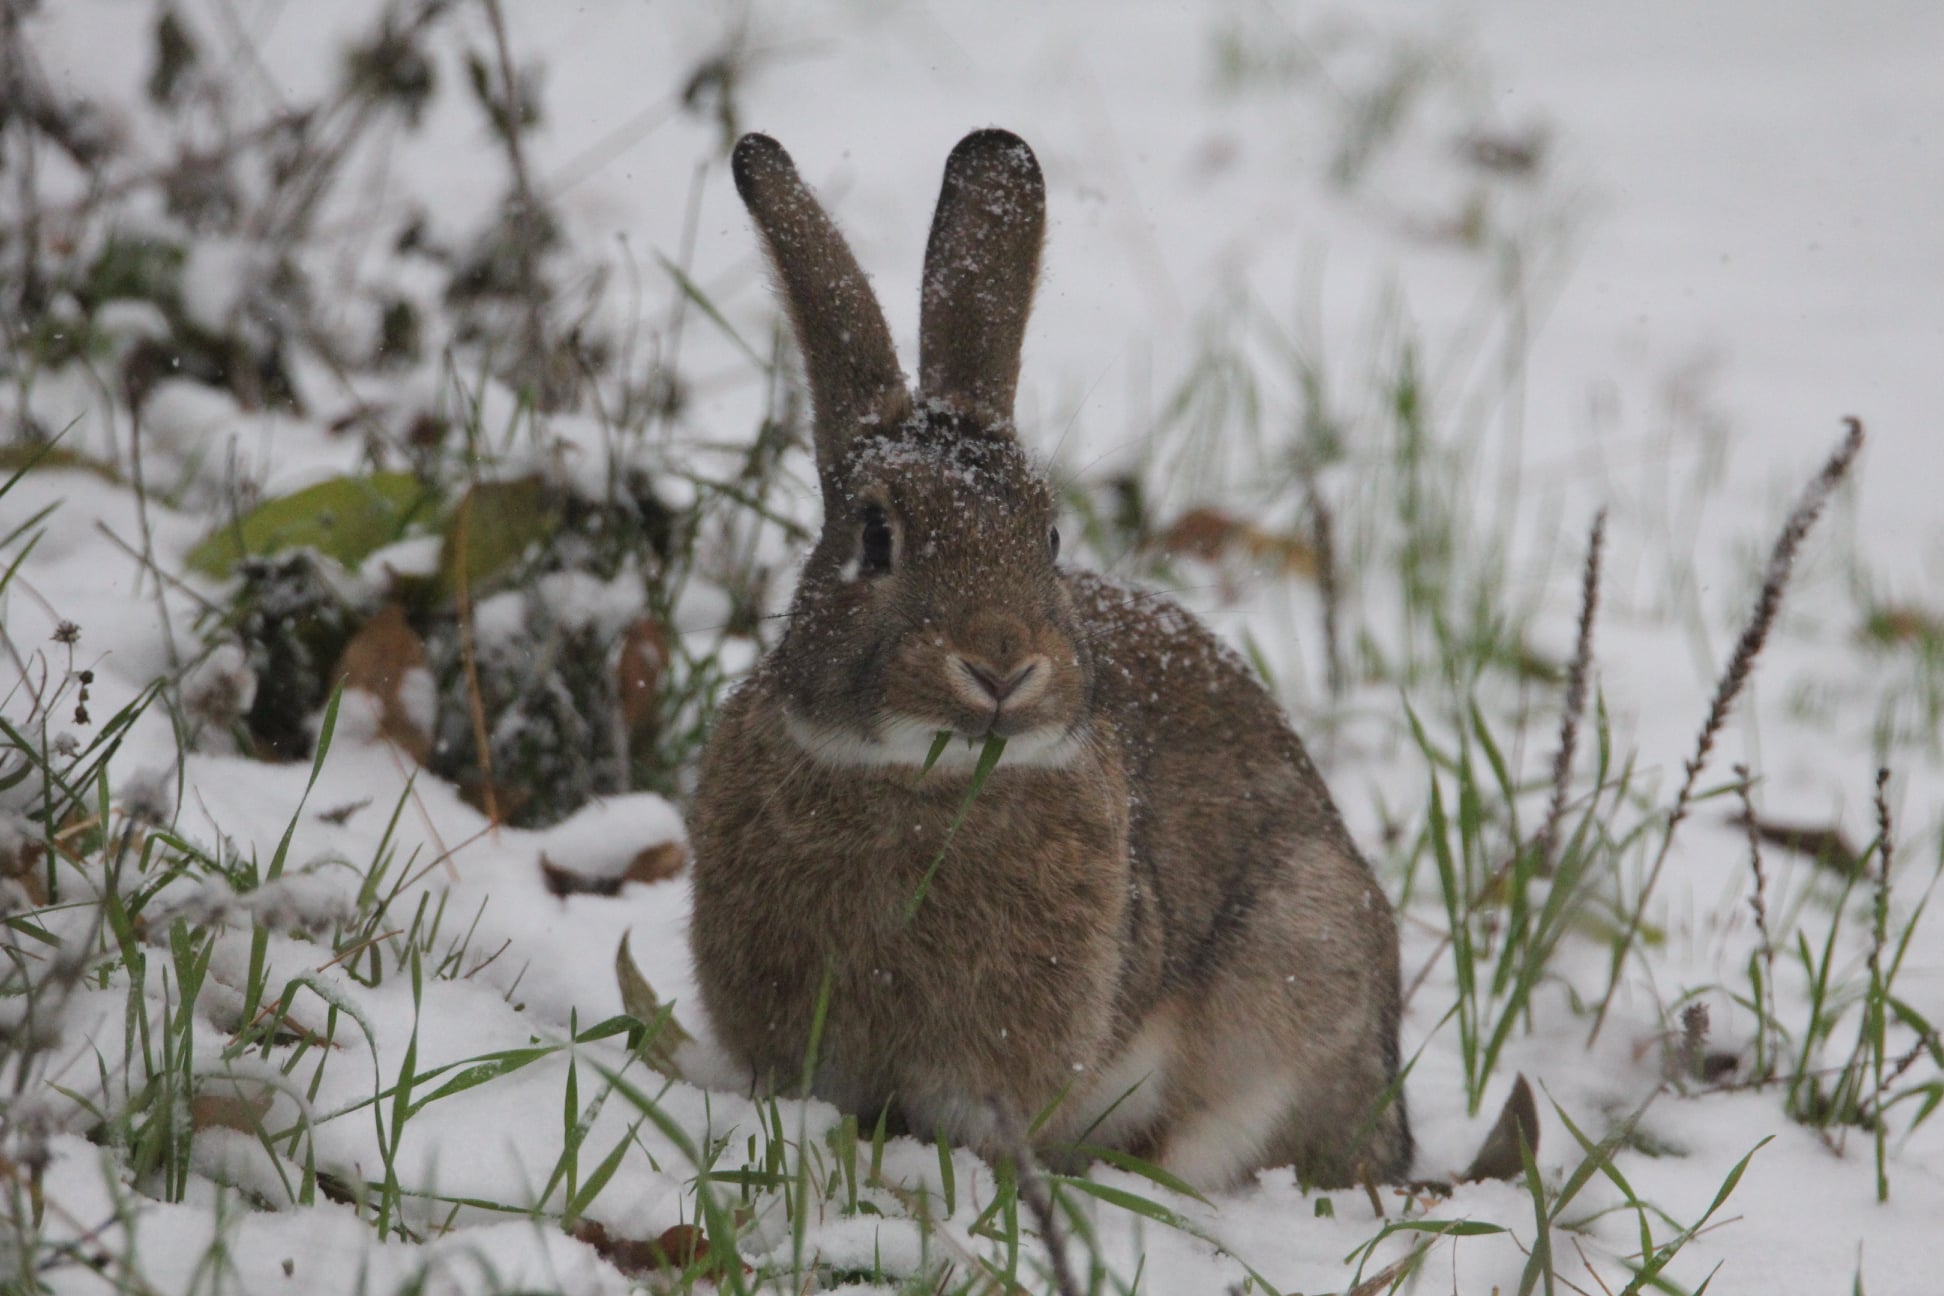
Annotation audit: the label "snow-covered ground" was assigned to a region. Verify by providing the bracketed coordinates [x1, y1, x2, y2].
[5, 1, 1941, 1292]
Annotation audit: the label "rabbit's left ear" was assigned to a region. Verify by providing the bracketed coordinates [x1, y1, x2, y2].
[918, 130, 1046, 426]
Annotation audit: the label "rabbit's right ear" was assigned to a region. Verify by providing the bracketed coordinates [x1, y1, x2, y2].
[733, 134, 911, 478]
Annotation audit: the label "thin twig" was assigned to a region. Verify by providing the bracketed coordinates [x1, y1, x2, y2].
[89, 522, 223, 618]
[259, 0, 455, 248]
[1, 0, 47, 332]
[1591, 418, 1864, 1044]
[1535, 508, 1605, 874]
[445, 487, 501, 826]
[479, 0, 553, 401]
[1870, 1029, 1940, 1110]
[120, 400, 181, 673]
[993, 1107, 1084, 1296]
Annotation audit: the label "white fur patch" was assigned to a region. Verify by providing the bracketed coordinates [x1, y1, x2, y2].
[783, 710, 1090, 772]
[1062, 1012, 1175, 1147]
[898, 1082, 1005, 1153]
[1158, 1070, 1295, 1191]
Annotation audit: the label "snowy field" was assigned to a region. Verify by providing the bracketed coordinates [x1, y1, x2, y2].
[4, 1, 1942, 1292]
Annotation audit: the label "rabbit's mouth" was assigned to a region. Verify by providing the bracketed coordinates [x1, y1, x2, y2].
[781, 708, 1092, 773]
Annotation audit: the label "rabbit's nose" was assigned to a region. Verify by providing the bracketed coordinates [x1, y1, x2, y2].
[950, 654, 1050, 709]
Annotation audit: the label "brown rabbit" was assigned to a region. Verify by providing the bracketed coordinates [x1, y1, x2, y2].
[688, 129, 1410, 1190]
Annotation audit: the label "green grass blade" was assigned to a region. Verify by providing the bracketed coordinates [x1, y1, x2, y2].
[903, 734, 1007, 922]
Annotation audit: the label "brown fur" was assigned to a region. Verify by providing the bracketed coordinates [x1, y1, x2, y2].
[919, 130, 1045, 423]
[690, 130, 1410, 1189]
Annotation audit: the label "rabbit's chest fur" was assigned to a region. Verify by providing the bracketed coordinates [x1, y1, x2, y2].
[689, 680, 1141, 1134]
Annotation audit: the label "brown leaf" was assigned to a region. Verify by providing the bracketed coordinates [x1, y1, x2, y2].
[615, 932, 694, 1078]
[541, 841, 686, 897]
[625, 839, 687, 885]
[572, 1221, 654, 1272]
[650, 1225, 709, 1268]
[571, 1220, 742, 1278]
[457, 776, 528, 824]
[190, 1087, 273, 1135]
[1730, 811, 1863, 876]
[540, 852, 620, 898]
[335, 603, 432, 763]
[1154, 506, 1318, 577]
[1155, 506, 1241, 561]
[0, 831, 48, 907]
[1460, 1073, 1539, 1183]
[617, 616, 668, 740]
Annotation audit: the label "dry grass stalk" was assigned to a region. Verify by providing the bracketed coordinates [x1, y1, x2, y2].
[994, 1108, 1083, 1296]
[479, 0, 556, 404]
[1866, 765, 1892, 987]
[1733, 764, 1774, 956]
[1733, 762, 1777, 1083]
[1591, 417, 1865, 1043]
[1534, 508, 1606, 875]
[1870, 766, 1893, 884]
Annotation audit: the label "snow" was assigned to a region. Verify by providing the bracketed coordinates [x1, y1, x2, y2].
[536, 794, 687, 882]
[5, 0, 1942, 1293]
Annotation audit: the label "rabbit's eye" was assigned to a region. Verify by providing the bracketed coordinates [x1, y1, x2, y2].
[859, 504, 895, 575]
[1049, 526, 1061, 562]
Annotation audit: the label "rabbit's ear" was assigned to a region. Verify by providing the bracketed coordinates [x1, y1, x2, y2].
[733, 134, 910, 475]
[919, 130, 1046, 426]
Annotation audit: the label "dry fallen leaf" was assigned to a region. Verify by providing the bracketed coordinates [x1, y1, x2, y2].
[1730, 810, 1863, 876]
[615, 932, 694, 1079]
[617, 616, 668, 741]
[1460, 1073, 1539, 1183]
[625, 839, 687, 885]
[1154, 506, 1319, 578]
[572, 1220, 743, 1278]
[335, 603, 432, 763]
[190, 1085, 274, 1136]
[0, 830, 48, 907]
[540, 840, 686, 898]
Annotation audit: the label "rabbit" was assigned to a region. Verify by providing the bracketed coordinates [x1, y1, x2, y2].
[687, 128, 1411, 1191]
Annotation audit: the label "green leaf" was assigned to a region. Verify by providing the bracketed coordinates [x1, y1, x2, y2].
[567, 1119, 645, 1221]
[1050, 1176, 1192, 1231]
[1069, 1143, 1213, 1207]
[904, 734, 1007, 922]
[920, 730, 952, 775]
[936, 1131, 957, 1215]
[436, 476, 558, 599]
[658, 253, 768, 369]
[1517, 1120, 1554, 1296]
[188, 472, 430, 576]
[0, 423, 82, 495]
[405, 1046, 554, 1117]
